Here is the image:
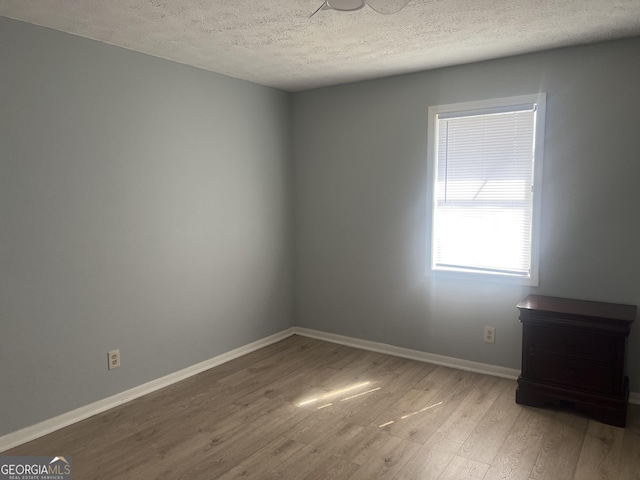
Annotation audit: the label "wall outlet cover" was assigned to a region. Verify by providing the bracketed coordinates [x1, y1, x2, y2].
[108, 349, 121, 370]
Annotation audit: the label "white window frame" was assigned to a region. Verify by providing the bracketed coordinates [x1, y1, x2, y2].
[426, 93, 546, 286]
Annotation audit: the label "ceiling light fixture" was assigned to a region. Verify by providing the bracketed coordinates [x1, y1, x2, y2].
[310, 0, 411, 17]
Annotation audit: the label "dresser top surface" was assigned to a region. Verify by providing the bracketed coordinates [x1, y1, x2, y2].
[517, 295, 637, 323]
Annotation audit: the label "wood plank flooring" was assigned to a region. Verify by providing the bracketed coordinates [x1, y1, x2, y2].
[3, 335, 640, 479]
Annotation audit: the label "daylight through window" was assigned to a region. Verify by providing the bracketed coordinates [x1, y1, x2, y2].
[427, 94, 545, 285]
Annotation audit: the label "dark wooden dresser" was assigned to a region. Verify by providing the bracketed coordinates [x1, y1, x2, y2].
[516, 294, 636, 427]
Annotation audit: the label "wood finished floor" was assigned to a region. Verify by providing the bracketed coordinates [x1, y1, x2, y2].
[4, 335, 640, 479]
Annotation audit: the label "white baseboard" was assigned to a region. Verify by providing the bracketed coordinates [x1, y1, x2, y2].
[3, 325, 638, 452]
[293, 327, 640, 406]
[292, 327, 521, 380]
[0, 328, 295, 453]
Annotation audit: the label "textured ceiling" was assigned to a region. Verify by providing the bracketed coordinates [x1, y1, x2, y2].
[1, 0, 640, 91]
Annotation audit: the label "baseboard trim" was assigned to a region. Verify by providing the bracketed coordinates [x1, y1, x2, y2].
[292, 327, 521, 380]
[0, 327, 295, 453]
[292, 327, 640, 406]
[3, 325, 638, 452]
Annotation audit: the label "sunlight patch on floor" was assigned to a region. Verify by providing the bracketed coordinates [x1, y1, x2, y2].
[378, 401, 444, 428]
[296, 381, 373, 408]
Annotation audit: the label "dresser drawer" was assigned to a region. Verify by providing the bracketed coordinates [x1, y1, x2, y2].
[525, 325, 615, 363]
[526, 350, 615, 394]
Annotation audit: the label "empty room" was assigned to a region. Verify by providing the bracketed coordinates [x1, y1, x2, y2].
[1, 1, 640, 479]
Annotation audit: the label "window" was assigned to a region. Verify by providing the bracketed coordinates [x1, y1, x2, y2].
[427, 94, 545, 285]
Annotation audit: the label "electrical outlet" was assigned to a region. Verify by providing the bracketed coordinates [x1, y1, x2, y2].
[108, 349, 121, 370]
[484, 326, 495, 344]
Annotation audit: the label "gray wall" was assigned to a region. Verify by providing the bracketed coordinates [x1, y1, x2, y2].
[292, 38, 640, 388]
[0, 17, 293, 436]
[2, 12, 640, 439]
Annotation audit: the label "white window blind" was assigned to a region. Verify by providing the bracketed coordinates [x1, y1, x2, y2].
[429, 95, 544, 283]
